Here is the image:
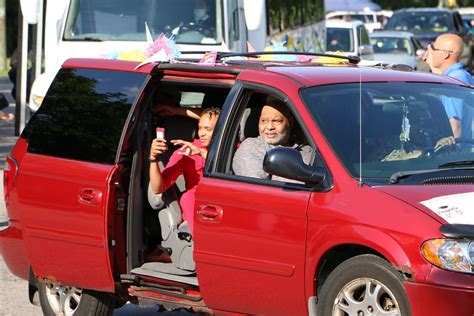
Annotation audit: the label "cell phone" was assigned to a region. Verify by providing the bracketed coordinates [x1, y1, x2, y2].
[156, 127, 165, 140]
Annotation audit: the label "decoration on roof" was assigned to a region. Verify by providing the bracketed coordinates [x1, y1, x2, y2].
[99, 23, 181, 69]
[135, 33, 182, 69]
[99, 49, 147, 62]
[259, 42, 297, 62]
[199, 51, 218, 65]
[145, 33, 181, 61]
[313, 51, 349, 64]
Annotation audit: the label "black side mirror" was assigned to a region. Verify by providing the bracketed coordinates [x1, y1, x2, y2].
[263, 147, 326, 185]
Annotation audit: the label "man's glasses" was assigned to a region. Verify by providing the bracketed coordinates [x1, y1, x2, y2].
[429, 43, 453, 53]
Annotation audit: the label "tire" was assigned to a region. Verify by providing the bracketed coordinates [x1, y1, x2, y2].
[38, 282, 116, 316]
[317, 254, 412, 316]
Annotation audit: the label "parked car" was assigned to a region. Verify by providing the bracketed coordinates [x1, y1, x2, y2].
[385, 8, 473, 72]
[457, 7, 474, 27]
[326, 19, 374, 60]
[326, 10, 393, 32]
[370, 31, 430, 71]
[1, 53, 474, 316]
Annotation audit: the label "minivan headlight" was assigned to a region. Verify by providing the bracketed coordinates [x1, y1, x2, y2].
[422, 239, 473, 274]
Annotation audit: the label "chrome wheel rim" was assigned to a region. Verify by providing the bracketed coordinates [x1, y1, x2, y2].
[332, 278, 401, 316]
[44, 283, 82, 315]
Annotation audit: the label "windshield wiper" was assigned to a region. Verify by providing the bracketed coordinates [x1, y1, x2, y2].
[390, 162, 474, 184]
[438, 160, 474, 168]
[389, 169, 440, 184]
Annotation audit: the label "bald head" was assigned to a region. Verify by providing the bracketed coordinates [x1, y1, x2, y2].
[435, 33, 464, 58]
[425, 33, 464, 73]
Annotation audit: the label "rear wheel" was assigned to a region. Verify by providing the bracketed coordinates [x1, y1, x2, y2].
[38, 282, 115, 316]
[317, 254, 412, 316]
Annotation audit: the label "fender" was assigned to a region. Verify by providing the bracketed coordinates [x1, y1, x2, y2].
[304, 223, 433, 298]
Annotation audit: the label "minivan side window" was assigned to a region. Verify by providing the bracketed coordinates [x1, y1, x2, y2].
[214, 90, 315, 185]
[23, 68, 147, 164]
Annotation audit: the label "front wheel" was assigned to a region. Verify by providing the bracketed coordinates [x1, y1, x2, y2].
[317, 254, 412, 316]
[38, 282, 116, 316]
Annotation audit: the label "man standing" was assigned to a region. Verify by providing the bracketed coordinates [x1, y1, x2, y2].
[424, 33, 473, 141]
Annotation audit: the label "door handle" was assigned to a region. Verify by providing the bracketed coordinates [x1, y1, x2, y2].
[78, 188, 103, 206]
[197, 205, 223, 223]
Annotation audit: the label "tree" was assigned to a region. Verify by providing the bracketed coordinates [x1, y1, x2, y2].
[374, 0, 438, 10]
[0, 0, 5, 70]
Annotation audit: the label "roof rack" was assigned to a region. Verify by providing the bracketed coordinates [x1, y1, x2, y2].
[178, 51, 361, 65]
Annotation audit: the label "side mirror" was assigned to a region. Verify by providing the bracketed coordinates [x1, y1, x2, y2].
[19, 0, 40, 24]
[263, 147, 325, 185]
[359, 45, 374, 56]
[416, 49, 425, 57]
[243, 0, 264, 31]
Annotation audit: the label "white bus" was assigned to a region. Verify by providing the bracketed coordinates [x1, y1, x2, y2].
[21, 0, 325, 111]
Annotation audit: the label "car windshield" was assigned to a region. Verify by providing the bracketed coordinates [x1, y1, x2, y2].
[302, 82, 474, 182]
[385, 12, 453, 34]
[64, 0, 223, 45]
[326, 28, 354, 52]
[371, 37, 413, 55]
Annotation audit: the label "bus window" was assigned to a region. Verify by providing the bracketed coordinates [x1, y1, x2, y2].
[63, 0, 224, 45]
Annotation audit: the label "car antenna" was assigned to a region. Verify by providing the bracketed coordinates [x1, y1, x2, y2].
[358, 27, 364, 188]
[358, 65, 364, 188]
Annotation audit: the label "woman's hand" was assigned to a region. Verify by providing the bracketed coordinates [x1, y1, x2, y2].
[150, 138, 168, 160]
[171, 139, 202, 157]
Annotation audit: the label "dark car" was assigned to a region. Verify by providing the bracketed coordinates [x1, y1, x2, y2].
[1, 53, 474, 316]
[385, 8, 473, 72]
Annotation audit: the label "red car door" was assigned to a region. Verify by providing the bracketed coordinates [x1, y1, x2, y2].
[17, 66, 148, 291]
[194, 178, 310, 315]
[193, 86, 313, 315]
[19, 157, 117, 291]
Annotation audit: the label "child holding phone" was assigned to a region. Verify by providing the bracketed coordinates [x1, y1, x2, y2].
[149, 107, 220, 234]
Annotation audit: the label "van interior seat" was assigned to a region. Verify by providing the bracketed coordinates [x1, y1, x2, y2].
[147, 113, 198, 273]
[239, 107, 261, 142]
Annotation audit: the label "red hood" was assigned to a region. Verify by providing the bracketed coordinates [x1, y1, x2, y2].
[373, 185, 474, 225]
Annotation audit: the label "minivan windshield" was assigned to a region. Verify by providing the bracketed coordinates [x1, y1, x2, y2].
[302, 82, 474, 182]
[64, 0, 223, 45]
[385, 12, 453, 34]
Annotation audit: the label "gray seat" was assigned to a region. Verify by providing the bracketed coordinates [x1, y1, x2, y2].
[148, 114, 197, 272]
[239, 107, 261, 141]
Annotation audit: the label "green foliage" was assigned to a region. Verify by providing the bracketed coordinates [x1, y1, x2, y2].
[374, 0, 438, 10]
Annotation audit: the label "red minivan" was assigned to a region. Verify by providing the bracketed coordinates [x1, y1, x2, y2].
[1, 54, 474, 316]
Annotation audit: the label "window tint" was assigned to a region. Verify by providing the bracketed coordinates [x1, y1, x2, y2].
[23, 68, 147, 164]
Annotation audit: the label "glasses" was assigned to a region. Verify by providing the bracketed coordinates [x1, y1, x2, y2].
[428, 43, 453, 53]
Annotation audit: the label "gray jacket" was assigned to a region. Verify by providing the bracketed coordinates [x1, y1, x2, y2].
[232, 136, 313, 182]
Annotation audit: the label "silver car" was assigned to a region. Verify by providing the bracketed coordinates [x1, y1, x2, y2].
[370, 31, 430, 71]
